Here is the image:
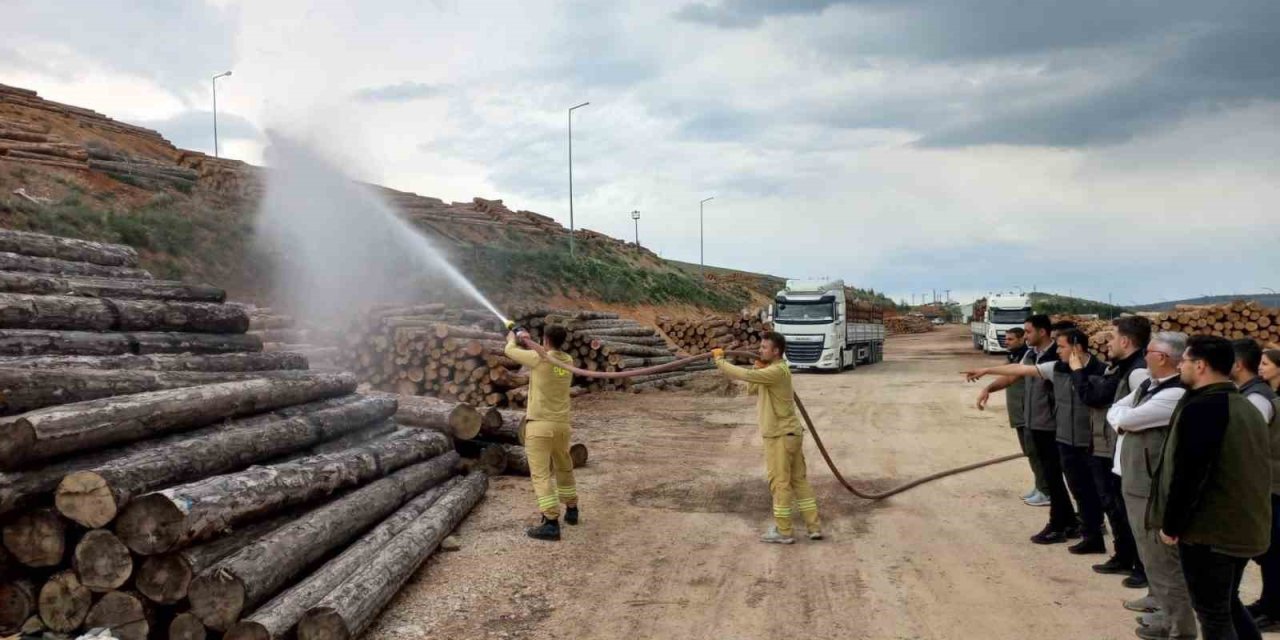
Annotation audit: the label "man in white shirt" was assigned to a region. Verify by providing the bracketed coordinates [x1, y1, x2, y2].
[1109, 332, 1195, 640]
[1231, 338, 1276, 423]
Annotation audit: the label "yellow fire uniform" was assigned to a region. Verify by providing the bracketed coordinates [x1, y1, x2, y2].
[506, 338, 577, 518]
[715, 357, 821, 536]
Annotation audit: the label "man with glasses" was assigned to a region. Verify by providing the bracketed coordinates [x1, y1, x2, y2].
[1109, 332, 1193, 640]
[1151, 335, 1271, 640]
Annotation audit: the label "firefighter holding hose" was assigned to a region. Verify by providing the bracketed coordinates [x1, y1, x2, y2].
[714, 331, 823, 544]
[506, 324, 579, 541]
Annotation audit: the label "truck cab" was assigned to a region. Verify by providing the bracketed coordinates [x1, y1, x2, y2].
[773, 279, 885, 371]
[970, 295, 1032, 354]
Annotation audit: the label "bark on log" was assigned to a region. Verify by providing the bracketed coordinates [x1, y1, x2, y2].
[1, 508, 64, 567]
[170, 612, 208, 640]
[431, 325, 501, 340]
[84, 590, 151, 640]
[0, 251, 151, 279]
[0, 293, 250, 333]
[0, 229, 138, 267]
[0, 373, 357, 469]
[0, 351, 308, 372]
[115, 429, 452, 555]
[0, 329, 263, 357]
[72, 529, 133, 592]
[463, 443, 587, 476]
[596, 341, 671, 358]
[37, 571, 91, 633]
[188, 453, 460, 631]
[389, 396, 481, 440]
[0, 368, 350, 416]
[0, 578, 34, 634]
[137, 512, 297, 605]
[0, 271, 224, 302]
[615, 356, 678, 369]
[296, 473, 488, 640]
[55, 394, 395, 528]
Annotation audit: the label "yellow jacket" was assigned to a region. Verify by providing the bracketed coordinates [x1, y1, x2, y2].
[715, 358, 803, 438]
[505, 338, 574, 423]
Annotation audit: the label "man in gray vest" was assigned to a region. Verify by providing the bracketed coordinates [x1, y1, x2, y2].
[1231, 339, 1280, 630]
[977, 327, 1050, 506]
[1111, 332, 1193, 640]
[1152, 335, 1271, 640]
[967, 314, 1079, 544]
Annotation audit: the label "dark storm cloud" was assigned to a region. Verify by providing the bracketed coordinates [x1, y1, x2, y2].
[674, 0, 852, 29]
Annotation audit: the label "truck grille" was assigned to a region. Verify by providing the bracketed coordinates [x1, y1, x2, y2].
[785, 340, 823, 364]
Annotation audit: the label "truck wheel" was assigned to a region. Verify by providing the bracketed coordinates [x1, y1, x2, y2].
[837, 350, 846, 372]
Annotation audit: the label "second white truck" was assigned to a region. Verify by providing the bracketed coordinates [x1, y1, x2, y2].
[970, 295, 1033, 354]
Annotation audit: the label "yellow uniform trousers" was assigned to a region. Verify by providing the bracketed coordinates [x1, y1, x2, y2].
[525, 419, 577, 518]
[764, 433, 821, 536]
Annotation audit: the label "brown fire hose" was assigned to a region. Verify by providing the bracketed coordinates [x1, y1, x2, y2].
[517, 338, 1024, 500]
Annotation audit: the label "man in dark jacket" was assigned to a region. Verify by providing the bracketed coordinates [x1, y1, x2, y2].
[977, 327, 1049, 505]
[1152, 335, 1271, 640]
[1071, 316, 1151, 586]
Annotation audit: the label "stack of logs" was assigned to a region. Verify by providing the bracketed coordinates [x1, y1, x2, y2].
[656, 309, 769, 355]
[1074, 301, 1280, 361]
[243, 307, 338, 371]
[0, 119, 89, 171]
[885, 316, 934, 334]
[0, 229, 492, 640]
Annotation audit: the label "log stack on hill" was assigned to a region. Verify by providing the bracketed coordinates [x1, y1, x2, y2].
[1073, 301, 1280, 362]
[885, 316, 933, 334]
[0, 229, 491, 640]
[656, 309, 770, 355]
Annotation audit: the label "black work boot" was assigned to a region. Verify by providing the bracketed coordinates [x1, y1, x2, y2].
[564, 506, 580, 526]
[1030, 523, 1069, 545]
[526, 517, 561, 541]
[1068, 536, 1107, 555]
[1092, 555, 1131, 574]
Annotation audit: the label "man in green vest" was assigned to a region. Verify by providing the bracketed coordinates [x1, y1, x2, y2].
[1151, 335, 1271, 639]
[976, 327, 1049, 506]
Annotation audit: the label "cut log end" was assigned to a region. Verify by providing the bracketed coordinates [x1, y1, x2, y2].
[225, 620, 271, 640]
[116, 494, 185, 555]
[55, 470, 118, 529]
[72, 529, 133, 592]
[170, 612, 209, 640]
[2, 508, 65, 567]
[0, 422, 35, 470]
[297, 607, 352, 640]
[0, 579, 34, 634]
[136, 554, 192, 605]
[85, 590, 150, 640]
[188, 570, 247, 632]
[37, 571, 91, 633]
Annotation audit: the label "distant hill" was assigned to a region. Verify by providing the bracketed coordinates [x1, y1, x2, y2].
[1134, 294, 1280, 312]
[1029, 292, 1128, 318]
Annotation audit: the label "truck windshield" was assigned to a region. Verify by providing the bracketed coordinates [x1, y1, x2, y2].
[774, 301, 835, 323]
[990, 308, 1031, 324]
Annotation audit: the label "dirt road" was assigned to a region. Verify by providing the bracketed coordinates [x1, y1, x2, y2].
[367, 326, 1216, 639]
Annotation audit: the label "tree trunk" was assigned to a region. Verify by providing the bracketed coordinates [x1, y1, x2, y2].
[0, 328, 263, 357]
[188, 453, 460, 631]
[72, 529, 133, 592]
[0, 351, 308, 372]
[0, 293, 250, 333]
[2, 508, 64, 567]
[432, 324, 501, 340]
[169, 612, 208, 640]
[596, 341, 671, 358]
[115, 429, 452, 555]
[0, 229, 138, 267]
[37, 571, 91, 633]
[296, 474, 488, 640]
[615, 356, 678, 369]
[55, 393, 396, 529]
[465, 443, 587, 476]
[137, 512, 296, 606]
[0, 578, 34, 634]
[0, 271, 224, 302]
[0, 373, 357, 469]
[84, 590, 151, 640]
[0, 250, 151, 279]
[389, 396, 482, 440]
[477, 412, 524, 445]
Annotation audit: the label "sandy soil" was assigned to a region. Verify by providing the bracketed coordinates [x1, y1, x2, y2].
[367, 325, 1256, 639]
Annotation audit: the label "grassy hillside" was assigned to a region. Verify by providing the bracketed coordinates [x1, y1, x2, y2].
[1134, 294, 1280, 311]
[1030, 292, 1128, 318]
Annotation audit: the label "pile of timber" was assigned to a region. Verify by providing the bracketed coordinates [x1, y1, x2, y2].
[83, 142, 198, 189]
[656, 309, 770, 355]
[0, 119, 89, 171]
[885, 316, 933, 334]
[1074, 302, 1280, 360]
[242, 306, 338, 371]
[0, 231, 492, 640]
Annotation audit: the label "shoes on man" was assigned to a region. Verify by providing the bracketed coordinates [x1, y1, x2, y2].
[760, 525, 795, 545]
[526, 517, 561, 541]
[1068, 536, 1107, 555]
[1023, 490, 1051, 507]
[1021, 488, 1038, 501]
[564, 506, 580, 526]
[1123, 570, 1149, 590]
[1092, 555, 1131, 574]
[1124, 595, 1160, 613]
[1030, 523, 1070, 545]
[808, 531, 824, 541]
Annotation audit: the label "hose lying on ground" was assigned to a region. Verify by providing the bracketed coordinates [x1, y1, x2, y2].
[517, 338, 1024, 500]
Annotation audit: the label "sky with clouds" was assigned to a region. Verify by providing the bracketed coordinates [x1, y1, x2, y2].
[3, 0, 1278, 305]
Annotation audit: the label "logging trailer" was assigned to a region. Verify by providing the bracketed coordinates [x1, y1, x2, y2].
[771, 279, 885, 371]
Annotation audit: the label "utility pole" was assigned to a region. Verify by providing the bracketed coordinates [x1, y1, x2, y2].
[567, 101, 589, 259]
[211, 71, 232, 158]
[699, 196, 714, 278]
[631, 210, 640, 247]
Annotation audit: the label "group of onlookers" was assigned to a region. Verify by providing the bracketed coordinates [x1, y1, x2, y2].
[965, 314, 1280, 640]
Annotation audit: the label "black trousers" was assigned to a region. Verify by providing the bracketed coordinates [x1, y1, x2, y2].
[1058, 443, 1104, 539]
[1030, 429, 1076, 530]
[1254, 494, 1280, 614]
[1180, 542, 1261, 640]
[1089, 455, 1140, 567]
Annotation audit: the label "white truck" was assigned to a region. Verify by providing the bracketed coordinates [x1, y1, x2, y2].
[771, 279, 886, 371]
[970, 294, 1033, 354]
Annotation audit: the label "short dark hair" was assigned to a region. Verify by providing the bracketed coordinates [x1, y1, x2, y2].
[1232, 338, 1263, 374]
[1006, 327, 1026, 337]
[1051, 320, 1078, 333]
[1186, 335, 1235, 376]
[1027, 314, 1052, 333]
[1113, 316, 1152, 350]
[545, 325, 568, 350]
[1057, 328, 1089, 349]
[762, 331, 786, 353]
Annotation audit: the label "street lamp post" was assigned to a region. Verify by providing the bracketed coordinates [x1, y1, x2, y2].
[211, 71, 232, 158]
[631, 210, 641, 247]
[567, 102, 590, 258]
[699, 196, 714, 279]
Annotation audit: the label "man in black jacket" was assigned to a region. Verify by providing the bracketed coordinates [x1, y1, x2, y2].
[1071, 316, 1151, 587]
[1152, 335, 1271, 640]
